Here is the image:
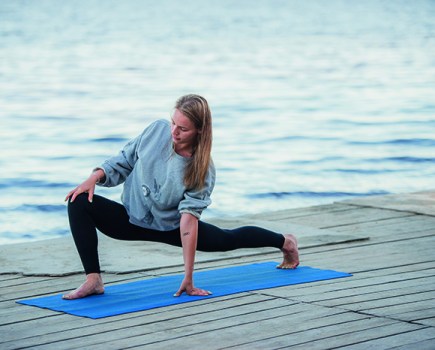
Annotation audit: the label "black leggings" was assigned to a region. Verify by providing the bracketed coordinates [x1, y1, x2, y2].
[68, 193, 285, 274]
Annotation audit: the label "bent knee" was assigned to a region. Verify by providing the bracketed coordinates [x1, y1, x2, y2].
[68, 193, 91, 210]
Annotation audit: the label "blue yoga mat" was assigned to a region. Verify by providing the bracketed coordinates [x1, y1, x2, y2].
[17, 262, 351, 319]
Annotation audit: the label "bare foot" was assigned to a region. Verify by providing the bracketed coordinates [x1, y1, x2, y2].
[277, 234, 300, 269]
[62, 273, 105, 300]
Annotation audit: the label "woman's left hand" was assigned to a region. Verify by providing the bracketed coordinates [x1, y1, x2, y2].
[173, 277, 212, 297]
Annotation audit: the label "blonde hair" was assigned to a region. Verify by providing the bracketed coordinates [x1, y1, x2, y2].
[175, 94, 212, 190]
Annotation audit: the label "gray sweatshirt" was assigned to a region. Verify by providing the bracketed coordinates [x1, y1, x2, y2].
[98, 119, 216, 231]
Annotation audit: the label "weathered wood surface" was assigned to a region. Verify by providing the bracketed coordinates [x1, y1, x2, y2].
[1, 191, 434, 349]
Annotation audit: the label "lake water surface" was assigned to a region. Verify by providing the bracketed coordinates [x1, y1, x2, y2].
[1, 0, 434, 244]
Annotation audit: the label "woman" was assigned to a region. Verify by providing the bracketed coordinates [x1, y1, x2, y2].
[63, 94, 299, 300]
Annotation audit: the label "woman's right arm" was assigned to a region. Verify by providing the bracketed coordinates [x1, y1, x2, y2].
[65, 121, 159, 202]
[65, 168, 105, 203]
[68, 131, 143, 200]
[65, 132, 140, 203]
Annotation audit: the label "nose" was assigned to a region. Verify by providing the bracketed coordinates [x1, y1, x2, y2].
[172, 126, 179, 136]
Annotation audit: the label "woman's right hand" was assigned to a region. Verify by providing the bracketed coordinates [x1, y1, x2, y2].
[65, 170, 103, 203]
[173, 276, 212, 297]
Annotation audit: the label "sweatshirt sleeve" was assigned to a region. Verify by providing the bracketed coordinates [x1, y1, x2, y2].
[98, 121, 158, 187]
[178, 162, 216, 219]
[98, 136, 140, 187]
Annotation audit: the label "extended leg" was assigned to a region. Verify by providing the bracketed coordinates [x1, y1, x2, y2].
[197, 221, 299, 268]
[196, 221, 284, 251]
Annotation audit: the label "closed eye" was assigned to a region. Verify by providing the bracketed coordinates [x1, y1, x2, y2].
[171, 119, 189, 132]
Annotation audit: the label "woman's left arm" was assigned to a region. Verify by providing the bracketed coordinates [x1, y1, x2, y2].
[174, 213, 211, 297]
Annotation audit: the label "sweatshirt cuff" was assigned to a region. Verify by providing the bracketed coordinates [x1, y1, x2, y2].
[92, 167, 107, 185]
[179, 209, 202, 220]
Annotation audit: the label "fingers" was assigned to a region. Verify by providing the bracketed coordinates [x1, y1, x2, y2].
[65, 188, 89, 203]
[64, 190, 74, 202]
[190, 288, 212, 296]
[173, 283, 184, 297]
[65, 183, 96, 203]
[70, 188, 82, 203]
[65, 187, 78, 202]
[88, 187, 94, 203]
[66, 176, 98, 203]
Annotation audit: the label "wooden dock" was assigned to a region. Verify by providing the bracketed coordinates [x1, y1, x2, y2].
[1, 191, 434, 349]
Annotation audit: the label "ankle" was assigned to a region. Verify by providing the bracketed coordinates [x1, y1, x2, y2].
[86, 273, 102, 283]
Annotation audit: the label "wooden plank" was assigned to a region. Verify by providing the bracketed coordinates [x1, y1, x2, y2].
[0, 272, 150, 301]
[143, 316, 403, 350]
[388, 338, 435, 350]
[0, 293, 252, 343]
[304, 279, 435, 308]
[336, 227, 435, 245]
[381, 307, 435, 324]
[341, 190, 435, 217]
[279, 270, 435, 299]
[279, 322, 426, 350]
[358, 300, 435, 318]
[332, 214, 435, 235]
[1, 294, 287, 349]
[0, 276, 84, 300]
[277, 207, 410, 229]
[342, 327, 435, 350]
[416, 317, 435, 327]
[0, 275, 53, 286]
[288, 259, 435, 286]
[320, 291, 435, 311]
[61, 305, 353, 350]
[240, 203, 356, 221]
[260, 276, 435, 308]
[299, 235, 435, 273]
[280, 249, 434, 291]
[2, 286, 254, 326]
[0, 274, 26, 284]
[0, 307, 60, 326]
[299, 228, 435, 260]
[301, 224, 434, 251]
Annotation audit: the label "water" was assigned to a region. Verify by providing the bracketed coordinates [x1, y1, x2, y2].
[1, 0, 434, 244]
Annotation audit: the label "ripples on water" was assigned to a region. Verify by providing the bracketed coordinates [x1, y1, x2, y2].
[1, 0, 434, 244]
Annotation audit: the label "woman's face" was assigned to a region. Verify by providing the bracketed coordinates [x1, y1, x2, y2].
[171, 109, 199, 152]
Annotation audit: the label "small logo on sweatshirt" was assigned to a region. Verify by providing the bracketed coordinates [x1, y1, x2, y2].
[142, 185, 151, 197]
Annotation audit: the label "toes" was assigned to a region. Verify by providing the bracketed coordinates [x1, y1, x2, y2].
[62, 292, 77, 300]
[276, 262, 299, 269]
[62, 286, 104, 300]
